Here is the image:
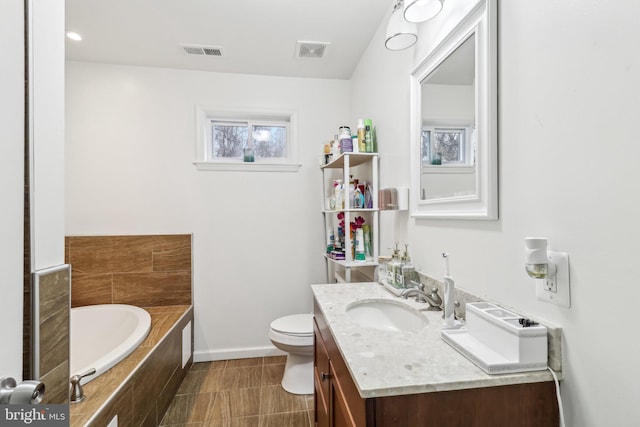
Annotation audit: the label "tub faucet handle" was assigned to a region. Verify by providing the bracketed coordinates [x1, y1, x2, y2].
[70, 368, 96, 404]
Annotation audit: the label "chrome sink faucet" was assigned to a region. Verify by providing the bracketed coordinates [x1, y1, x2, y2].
[401, 284, 442, 311]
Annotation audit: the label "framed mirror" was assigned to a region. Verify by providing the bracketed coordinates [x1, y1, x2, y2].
[409, 0, 497, 219]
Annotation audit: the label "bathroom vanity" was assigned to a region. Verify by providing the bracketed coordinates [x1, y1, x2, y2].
[312, 283, 559, 426]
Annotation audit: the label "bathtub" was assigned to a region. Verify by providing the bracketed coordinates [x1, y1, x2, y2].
[70, 304, 151, 384]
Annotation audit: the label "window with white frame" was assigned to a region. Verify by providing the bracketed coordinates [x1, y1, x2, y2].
[195, 107, 299, 172]
[421, 126, 474, 166]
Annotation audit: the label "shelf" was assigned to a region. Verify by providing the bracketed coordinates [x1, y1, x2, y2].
[321, 152, 379, 169]
[322, 208, 378, 214]
[324, 254, 378, 268]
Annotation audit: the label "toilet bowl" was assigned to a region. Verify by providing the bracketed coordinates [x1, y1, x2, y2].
[269, 313, 314, 395]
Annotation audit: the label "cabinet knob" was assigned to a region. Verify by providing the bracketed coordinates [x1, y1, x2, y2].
[321, 372, 331, 382]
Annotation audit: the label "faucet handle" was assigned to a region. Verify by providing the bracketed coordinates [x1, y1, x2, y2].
[70, 368, 96, 403]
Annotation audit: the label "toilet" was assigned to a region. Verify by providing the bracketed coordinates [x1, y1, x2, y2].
[269, 313, 314, 395]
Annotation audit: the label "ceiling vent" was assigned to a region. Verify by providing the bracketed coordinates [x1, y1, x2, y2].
[180, 44, 223, 57]
[295, 41, 330, 59]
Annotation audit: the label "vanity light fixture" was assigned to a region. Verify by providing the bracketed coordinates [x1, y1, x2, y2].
[524, 237, 571, 307]
[385, 0, 418, 51]
[404, 0, 444, 23]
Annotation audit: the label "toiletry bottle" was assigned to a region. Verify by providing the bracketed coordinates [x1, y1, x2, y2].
[364, 125, 373, 153]
[327, 230, 334, 253]
[331, 135, 340, 158]
[355, 228, 365, 261]
[339, 126, 352, 153]
[354, 187, 364, 208]
[363, 224, 372, 260]
[364, 182, 373, 209]
[357, 119, 366, 152]
[334, 179, 343, 210]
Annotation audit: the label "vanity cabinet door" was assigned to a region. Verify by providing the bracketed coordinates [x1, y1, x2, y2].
[314, 320, 330, 427]
[331, 360, 358, 427]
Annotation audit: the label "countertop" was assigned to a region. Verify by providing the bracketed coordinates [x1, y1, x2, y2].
[311, 282, 556, 399]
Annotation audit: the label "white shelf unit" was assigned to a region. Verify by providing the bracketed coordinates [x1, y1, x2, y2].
[321, 153, 379, 283]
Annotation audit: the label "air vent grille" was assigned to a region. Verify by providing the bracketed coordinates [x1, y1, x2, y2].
[180, 44, 223, 57]
[295, 41, 330, 59]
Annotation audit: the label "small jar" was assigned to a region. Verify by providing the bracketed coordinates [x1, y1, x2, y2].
[338, 126, 352, 153]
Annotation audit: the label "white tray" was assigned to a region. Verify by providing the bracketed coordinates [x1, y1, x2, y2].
[441, 328, 548, 374]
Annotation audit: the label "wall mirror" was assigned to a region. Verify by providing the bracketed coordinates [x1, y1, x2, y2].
[410, 0, 497, 219]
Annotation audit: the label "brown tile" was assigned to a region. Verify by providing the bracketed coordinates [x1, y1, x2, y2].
[260, 411, 310, 427]
[220, 366, 262, 390]
[260, 385, 307, 415]
[158, 364, 190, 420]
[68, 235, 155, 275]
[200, 364, 231, 392]
[190, 360, 226, 372]
[263, 356, 286, 365]
[139, 403, 158, 427]
[70, 412, 92, 427]
[133, 327, 181, 424]
[208, 417, 260, 427]
[162, 424, 204, 427]
[39, 361, 69, 405]
[307, 409, 314, 427]
[39, 303, 69, 374]
[65, 236, 70, 264]
[153, 235, 191, 272]
[37, 266, 70, 321]
[86, 381, 134, 427]
[226, 357, 263, 368]
[71, 273, 112, 307]
[261, 364, 285, 387]
[113, 271, 191, 306]
[160, 392, 213, 425]
[207, 388, 261, 420]
[177, 371, 209, 395]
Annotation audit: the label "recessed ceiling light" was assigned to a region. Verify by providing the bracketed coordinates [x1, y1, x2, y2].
[66, 31, 82, 41]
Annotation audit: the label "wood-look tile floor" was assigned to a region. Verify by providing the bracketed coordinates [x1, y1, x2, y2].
[160, 356, 314, 427]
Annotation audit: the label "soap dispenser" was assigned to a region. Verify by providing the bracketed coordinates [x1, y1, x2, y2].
[387, 244, 402, 287]
[400, 244, 416, 287]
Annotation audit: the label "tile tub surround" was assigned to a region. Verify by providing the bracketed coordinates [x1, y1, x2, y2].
[311, 282, 560, 399]
[70, 305, 193, 427]
[33, 264, 71, 404]
[65, 234, 192, 307]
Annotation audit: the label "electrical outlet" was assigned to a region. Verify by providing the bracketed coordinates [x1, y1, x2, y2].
[536, 250, 570, 307]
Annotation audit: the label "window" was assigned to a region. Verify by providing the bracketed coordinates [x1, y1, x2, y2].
[195, 106, 299, 172]
[421, 126, 474, 166]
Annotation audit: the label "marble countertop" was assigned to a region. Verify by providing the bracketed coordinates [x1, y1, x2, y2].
[311, 282, 556, 399]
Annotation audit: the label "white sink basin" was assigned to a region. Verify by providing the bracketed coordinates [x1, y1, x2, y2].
[346, 299, 428, 332]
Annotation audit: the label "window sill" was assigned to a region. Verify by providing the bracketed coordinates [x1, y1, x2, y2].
[194, 161, 301, 172]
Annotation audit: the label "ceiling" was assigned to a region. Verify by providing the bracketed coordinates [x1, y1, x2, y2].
[65, 0, 391, 80]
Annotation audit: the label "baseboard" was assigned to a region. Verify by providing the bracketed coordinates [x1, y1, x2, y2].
[194, 345, 286, 362]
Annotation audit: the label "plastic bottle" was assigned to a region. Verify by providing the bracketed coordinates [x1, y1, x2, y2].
[364, 125, 373, 153]
[339, 126, 352, 153]
[357, 119, 366, 152]
[354, 187, 364, 208]
[363, 224, 373, 261]
[355, 228, 365, 261]
[387, 244, 401, 286]
[334, 179, 343, 210]
[331, 134, 340, 158]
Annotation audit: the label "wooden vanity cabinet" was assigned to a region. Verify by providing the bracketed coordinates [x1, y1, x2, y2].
[313, 300, 560, 427]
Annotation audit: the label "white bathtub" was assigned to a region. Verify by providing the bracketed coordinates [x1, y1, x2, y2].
[70, 304, 151, 384]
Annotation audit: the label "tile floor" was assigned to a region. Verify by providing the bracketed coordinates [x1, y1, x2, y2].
[160, 356, 314, 427]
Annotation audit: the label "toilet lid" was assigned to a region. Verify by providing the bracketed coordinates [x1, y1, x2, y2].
[270, 314, 313, 336]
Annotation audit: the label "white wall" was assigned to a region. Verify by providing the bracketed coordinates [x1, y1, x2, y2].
[0, 0, 26, 380]
[350, 0, 640, 426]
[65, 62, 349, 359]
[31, 0, 66, 270]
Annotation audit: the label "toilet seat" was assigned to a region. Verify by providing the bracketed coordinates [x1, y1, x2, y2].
[270, 314, 313, 337]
